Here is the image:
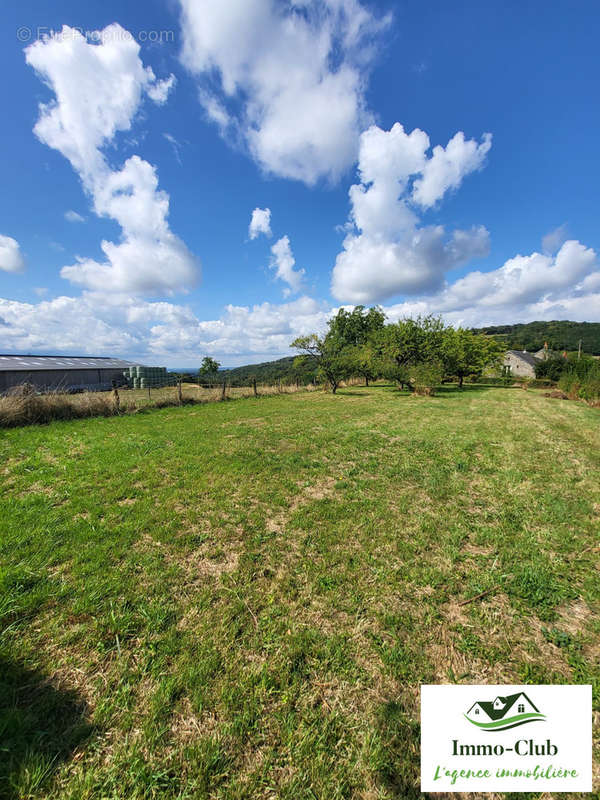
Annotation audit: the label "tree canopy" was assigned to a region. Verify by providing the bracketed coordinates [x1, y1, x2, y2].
[198, 357, 221, 381]
[292, 310, 502, 393]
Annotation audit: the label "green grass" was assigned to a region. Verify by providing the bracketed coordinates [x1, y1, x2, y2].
[1, 385, 598, 799]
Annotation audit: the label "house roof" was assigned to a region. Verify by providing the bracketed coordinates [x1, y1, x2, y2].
[0, 355, 141, 372]
[534, 347, 563, 354]
[506, 350, 541, 368]
[469, 692, 539, 720]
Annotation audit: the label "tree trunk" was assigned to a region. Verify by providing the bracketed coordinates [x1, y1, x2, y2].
[458, 375, 464, 388]
[332, 381, 338, 394]
[365, 376, 369, 387]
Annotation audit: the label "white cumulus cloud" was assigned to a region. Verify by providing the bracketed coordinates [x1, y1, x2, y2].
[1, 238, 599, 363]
[146, 74, 176, 105]
[0, 293, 331, 364]
[26, 24, 198, 296]
[269, 236, 305, 296]
[332, 122, 492, 303]
[248, 207, 272, 239]
[412, 131, 491, 208]
[383, 239, 600, 328]
[0, 235, 25, 273]
[178, 0, 390, 185]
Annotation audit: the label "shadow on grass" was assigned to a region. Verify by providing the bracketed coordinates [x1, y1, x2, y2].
[375, 701, 422, 798]
[435, 383, 510, 395]
[0, 657, 94, 799]
[344, 383, 512, 398]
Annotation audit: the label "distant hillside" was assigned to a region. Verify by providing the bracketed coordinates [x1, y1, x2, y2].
[472, 321, 600, 355]
[223, 356, 318, 386]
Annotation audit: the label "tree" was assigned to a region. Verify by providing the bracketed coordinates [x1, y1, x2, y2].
[327, 306, 385, 346]
[291, 334, 353, 394]
[292, 306, 385, 392]
[345, 343, 378, 386]
[535, 355, 567, 382]
[372, 316, 447, 389]
[198, 357, 221, 382]
[441, 328, 503, 387]
[326, 306, 386, 385]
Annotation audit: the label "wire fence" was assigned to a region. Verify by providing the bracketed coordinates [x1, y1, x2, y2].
[118, 376, 322, 408]
[0, 377, 322, 428]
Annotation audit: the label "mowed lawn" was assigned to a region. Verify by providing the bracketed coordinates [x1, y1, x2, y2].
[1, 386, 599, 799]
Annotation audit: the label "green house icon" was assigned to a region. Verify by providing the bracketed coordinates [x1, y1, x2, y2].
[465, 692, 545, 731]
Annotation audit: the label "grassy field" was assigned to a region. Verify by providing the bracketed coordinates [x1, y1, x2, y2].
[1, 386, 598, 799]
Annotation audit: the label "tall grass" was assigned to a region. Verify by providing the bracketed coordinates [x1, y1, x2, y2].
[0, 381, 319, 429]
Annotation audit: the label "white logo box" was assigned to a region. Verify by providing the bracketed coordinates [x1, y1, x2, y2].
[421, 684, 592, 793]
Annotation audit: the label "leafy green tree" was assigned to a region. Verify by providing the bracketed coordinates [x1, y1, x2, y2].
[292, 306, 385, 391]
[535, 355, 567, 382]
[345, 343, 378, 386]
[198, 357, 221, 382]
[291, 334, 353, 394]
[327, 306, 386, 346]
[372, 315, 447, 389]
[441, 328, 503, 387]
[326, 306, 386, 385]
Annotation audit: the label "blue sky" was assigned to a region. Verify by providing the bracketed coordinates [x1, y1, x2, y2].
[0, 0, 599, 366]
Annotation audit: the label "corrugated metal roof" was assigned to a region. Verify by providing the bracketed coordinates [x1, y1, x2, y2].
[0, 355, 142, 372]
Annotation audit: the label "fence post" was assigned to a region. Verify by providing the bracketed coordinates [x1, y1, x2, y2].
[148, 385, 151, 402]
[278, 379, 282, 393]
[221, 379, 227, 401]
[178, 379, 183, 405]
[253, 378, 258, 397]
[112, 386, 120, 414]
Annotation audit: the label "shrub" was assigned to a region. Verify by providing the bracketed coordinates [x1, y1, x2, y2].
[580, 374, 600, 401]
[534, 356, 566, 381]
[558, 358, 600, 402]
[409, 361, 443, 396]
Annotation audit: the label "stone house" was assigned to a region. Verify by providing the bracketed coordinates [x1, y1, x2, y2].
[503, 349, 541, 378]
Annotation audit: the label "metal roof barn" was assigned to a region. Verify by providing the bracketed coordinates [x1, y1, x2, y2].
[0, 355, 142, 393]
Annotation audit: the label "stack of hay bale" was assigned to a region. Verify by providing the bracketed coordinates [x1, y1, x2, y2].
[122, 365, 169, 389]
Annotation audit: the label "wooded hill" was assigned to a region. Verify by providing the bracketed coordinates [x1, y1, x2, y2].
[471, 320, 600, 354]
[223, 356, 318, 386]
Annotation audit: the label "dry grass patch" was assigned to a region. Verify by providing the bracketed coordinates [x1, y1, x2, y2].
[170, 696, 219, 744]
[265, 477, 337, 533]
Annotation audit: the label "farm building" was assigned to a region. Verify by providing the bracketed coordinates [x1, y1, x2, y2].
[0, 355, 142, 393]
[503, 349, 541, 378]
